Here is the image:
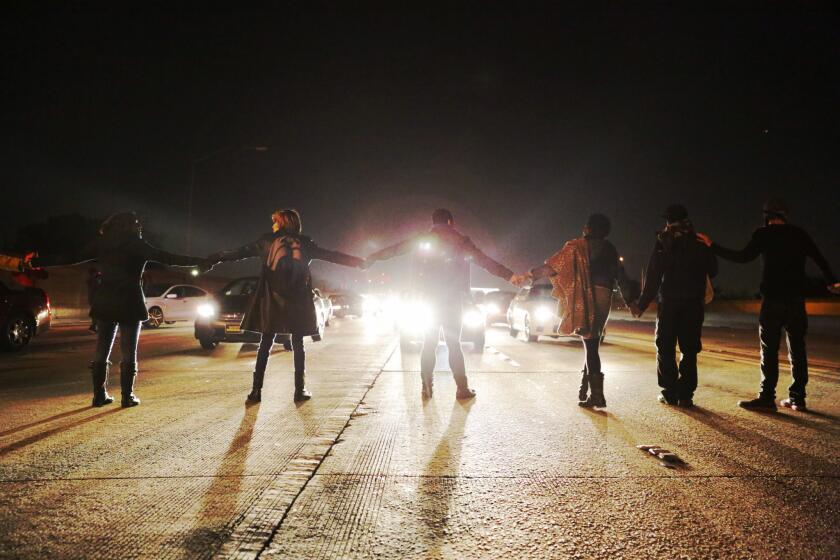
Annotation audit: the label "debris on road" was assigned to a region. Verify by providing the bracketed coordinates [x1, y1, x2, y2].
[637, 444, 687, 468]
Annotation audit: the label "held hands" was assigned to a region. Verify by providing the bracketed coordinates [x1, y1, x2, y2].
[829, 283, 840, 295]
[509, 272, 532, 287]
[696, 233, 712, 247]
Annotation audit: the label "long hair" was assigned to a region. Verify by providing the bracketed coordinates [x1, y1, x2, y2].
[271, 209, 302, 235]
[99, 212, 141, 238]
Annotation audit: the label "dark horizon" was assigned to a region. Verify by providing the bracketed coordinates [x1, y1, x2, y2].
[2, 7, 838, 293]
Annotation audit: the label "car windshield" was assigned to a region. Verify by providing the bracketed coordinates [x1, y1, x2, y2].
[529, 284, 554, 299]
[144, 284, 170, 297]
[223, 279, 257, 297]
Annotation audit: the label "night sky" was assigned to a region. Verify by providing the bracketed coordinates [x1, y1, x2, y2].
[2, 7, 838, 293]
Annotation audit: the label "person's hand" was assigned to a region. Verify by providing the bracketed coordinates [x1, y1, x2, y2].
[22, 252, 36, 270]
[196, 258, 216, 274]
[510, 273, 530, 287]
[829, 283, 840, 295]
[696, 233, 712, 247]
[360, 258, 374, 270]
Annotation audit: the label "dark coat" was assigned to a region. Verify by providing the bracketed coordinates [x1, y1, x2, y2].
[32, 233, 205, 323]
[216, 233, 363, 336]
[367, 224, 513, 301]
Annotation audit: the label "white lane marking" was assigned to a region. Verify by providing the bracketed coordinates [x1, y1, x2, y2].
[485, 346, 520, 367]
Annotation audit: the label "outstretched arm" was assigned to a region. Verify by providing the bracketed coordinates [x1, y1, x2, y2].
[366, 237, 417, 265]
[803, 233, 837, 285]
[710, 230, 763, 264]
[208, 236, 266, 264]
[308, 240, 364, 268]
[29, 240, 98, 268]
[141, 241, 210, 269]
[462, 237, 515, 281]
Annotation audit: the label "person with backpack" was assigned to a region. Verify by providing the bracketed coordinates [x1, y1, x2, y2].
[629, 204, 718, 408]
[512, 213, 635, 409]
[697, 199, 838, 412]
[26, 212, 212, 408]
[208, 209, 364, 403]
[364, 208, 516, 400]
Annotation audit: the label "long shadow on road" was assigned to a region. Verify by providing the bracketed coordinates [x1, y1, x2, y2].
[0, 407, 125, 459]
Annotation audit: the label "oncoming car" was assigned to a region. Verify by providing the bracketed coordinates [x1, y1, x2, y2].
[507, 282, 563, 342]
[143, 284, 209, 328]
[0, 279, 51, 351]
[395, 294, 486, 353]
[194, 277, 326, 350]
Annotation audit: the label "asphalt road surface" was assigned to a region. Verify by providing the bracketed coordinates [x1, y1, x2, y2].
[1, 314, 839, 559]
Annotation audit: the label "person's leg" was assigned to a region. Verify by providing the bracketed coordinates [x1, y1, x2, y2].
[441, 306, 473, 398]
[757, 299, 784, 401]
[247, 332, 275, 401]
[676, 299, 703, 405]
[292, 334, 311, 401]
[654, 302, 679, 404]
[91, 320, 117, 406]
[419, 323, 440, 398]
[578, 336, 606, 408]
[118, 321, 142, 407]
[583, 336, 601, 375]
[784, 298, 808, 405]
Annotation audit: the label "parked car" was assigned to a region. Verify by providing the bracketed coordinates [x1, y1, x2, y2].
[0, 279, 51, 351]
[194, 276, 326, 350]
[507, 282, 564, 342]
[143, 284, 210, 328]
[329, 292, 363, 318]
[313, 288, 332, 326]
[395, 292, 486, 353]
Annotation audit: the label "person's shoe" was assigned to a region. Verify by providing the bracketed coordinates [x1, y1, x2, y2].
[246, 390, 261, 403]
[738, 397, 777, 411]
[120, 361, 140, 407]
[577, 369, 589, 402]
[658, 394, 677, 406]
[677, 398, 694, 408]
[90, 361, 113, 407]
[92, 392, 114, 407]
[455, 387, 476, 400]
[121, 393, 140, 407]
[294, 388, 312, 402]
[578, 371, 606, 408]
[282, 339, 293, 351]
[780, 398, 807, 412]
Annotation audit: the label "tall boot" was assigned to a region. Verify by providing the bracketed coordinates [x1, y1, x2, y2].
[578, 372, 606, 408]
[293, 369, 311, 402]
[120, 361, 140, 407]
[578, 368, 589, 402]
[246, 370, 264, 403]
[91, 361, 114, 407]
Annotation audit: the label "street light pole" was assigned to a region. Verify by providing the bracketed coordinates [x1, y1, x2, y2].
[186, 145, 268, 253]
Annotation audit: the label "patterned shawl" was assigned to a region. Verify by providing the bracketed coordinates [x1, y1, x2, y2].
[545, 238, 596, 337]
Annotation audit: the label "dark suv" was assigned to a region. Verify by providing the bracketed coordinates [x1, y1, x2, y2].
[0, 280, 51, 351]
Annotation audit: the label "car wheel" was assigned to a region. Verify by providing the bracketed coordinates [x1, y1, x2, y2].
[469, 331, 486, 353]
[1, 313, 33, 351]
[509, 324, 518, 337]
[146, 307, 164, 328]
[199, 338, 218, 350]
[524, 315, 539, 342]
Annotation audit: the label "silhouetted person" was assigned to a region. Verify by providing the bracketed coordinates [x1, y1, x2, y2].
[86, 267, 102, 332]
[366, 208, 516, 399]
[209, 209, 364, 403]
[630, 205, 717, 408]
[515, 213, 633, 408]
[28, 212, 210, 407]
[698, 199, 838, 412]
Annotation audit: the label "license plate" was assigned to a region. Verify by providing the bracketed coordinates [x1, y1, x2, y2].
[225, 325, 241, 333]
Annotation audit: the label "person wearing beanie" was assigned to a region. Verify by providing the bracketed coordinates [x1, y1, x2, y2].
[697, 199, 838, 412]
[630, 204, 718, 408]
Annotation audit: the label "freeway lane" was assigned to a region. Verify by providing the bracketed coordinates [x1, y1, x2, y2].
[1, 318, 839, 559]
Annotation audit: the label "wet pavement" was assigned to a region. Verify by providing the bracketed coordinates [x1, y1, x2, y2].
[1, 317, 838, 559]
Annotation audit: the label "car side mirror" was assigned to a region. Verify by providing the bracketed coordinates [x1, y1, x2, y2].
[165, 293, 179, 299]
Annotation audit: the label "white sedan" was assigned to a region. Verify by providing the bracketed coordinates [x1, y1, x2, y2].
[506, 283, 563, 342]
[144, 284, 210, 328]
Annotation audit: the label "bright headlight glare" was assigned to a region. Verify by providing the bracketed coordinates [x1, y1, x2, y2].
[535, 306, 553, 323]
[462, 309, 484, 328]
[399, 302, 433, 332]
[197, 303, 217, 318]
[483, 303, 500, 315]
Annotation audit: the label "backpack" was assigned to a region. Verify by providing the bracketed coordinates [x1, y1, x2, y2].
[264, 235, 309, 294]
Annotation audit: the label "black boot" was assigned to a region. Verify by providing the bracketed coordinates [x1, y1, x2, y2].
[578, 368, 589, 402]
[293, 369, 311, 402]
[246, 369, 264, 403]
[578, 372, 606, 408]
[120, 362, 140, 407]
[421, 372, 433, 399]
[90, 361, 114, 407]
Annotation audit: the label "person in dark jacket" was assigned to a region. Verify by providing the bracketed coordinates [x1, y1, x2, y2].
[697, 199, 838, 412]
[209, 209, 364, 403]
[516, 213, 634, 408]
[630, 205, 718, 408]
[86, 268, 102, 333]
[365, 208, 516, 400]
[28, 212, 211, 408]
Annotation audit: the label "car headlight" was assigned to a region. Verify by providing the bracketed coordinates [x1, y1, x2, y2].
[197, 303, 217, 318]
[484, 303, 500, 315]
[534, 306, 553, 323]
[398, 302, 433, 332]
[462, 309, 484, 328]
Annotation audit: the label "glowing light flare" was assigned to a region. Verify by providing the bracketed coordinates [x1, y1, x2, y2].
[462, 309, 485, 328]
[197, 303, 217, 318]
[535, 306, 553, 323]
